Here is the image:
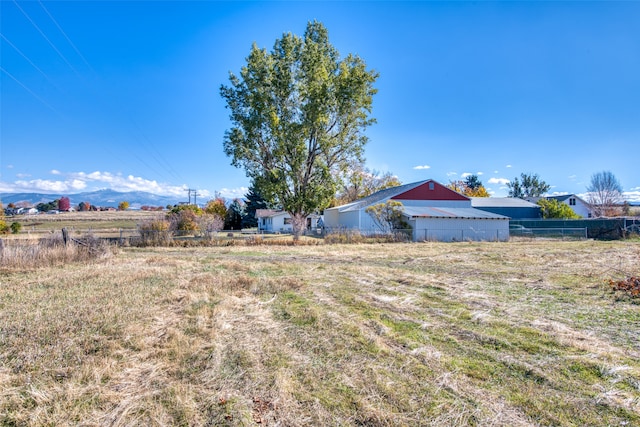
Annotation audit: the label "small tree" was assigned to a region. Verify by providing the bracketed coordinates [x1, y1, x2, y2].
[243, 183, 270, 228]
[118, 201, 130, 211]
[587, 171, 625, 217]
[365, 200, 409, 233]
[0, 201, 8, 233]
[197, 214, 224, 239]
[224, 199, 245, 230]
[59, 197, 70, 212]
[537, 199, 580, 219]
[507, 173, 550, 198]
[447, 175, 490, 197]
[78, 201, 91, 212]
[204, 198, 227, 220]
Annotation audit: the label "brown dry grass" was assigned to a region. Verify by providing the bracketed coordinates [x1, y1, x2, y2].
[1, 240, 639, 426]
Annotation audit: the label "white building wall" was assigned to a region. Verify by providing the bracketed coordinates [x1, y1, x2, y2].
[323, 208, 341, 228]
[412, 218, 509, 242]
[564, 198, 592, 218]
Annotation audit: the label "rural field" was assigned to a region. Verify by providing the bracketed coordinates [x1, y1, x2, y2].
[1, 237, 640, 426]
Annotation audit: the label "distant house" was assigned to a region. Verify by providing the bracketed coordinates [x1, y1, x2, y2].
[323, 180, 510, 242]
[256, 209, 321, 233]
[471, 197, 541, 219]
[527, 195, 592, 218]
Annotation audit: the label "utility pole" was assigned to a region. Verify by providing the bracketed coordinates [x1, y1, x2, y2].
[185, 188, 196, 205]
[193, 191, 200, 207]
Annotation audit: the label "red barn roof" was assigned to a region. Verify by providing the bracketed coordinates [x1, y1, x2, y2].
[392, 180, 468, 201]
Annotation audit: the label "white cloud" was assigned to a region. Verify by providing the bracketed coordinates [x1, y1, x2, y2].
[1, 170, 198, 197]
[218, 187, 249, 200]
[488, 177, 510, 185]
[14, 179, 71, 193]
[15, 173, 31, 179]
[506, 165, 512, 168]
[50, 169, 62, 175]
[623, 190, 640, 203]
[568, 175, 577, 180]
[446, 171, 457, 177]
[413, 165, 431, 170]
[461, 172, 483, 178]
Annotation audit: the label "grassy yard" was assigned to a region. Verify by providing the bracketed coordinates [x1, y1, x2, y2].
[1, 240, 639, 426]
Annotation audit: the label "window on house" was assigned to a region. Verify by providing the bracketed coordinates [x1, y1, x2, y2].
[284, 218, 292, 225]
[429, 182, 435, 190]
[569, 198, 576, 206]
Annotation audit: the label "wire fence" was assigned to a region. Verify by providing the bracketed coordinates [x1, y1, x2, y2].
[509, 227, 588, 240]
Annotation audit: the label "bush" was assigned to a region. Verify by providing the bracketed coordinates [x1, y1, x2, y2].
[10, 222, 22, 234]
[609, 276, 640, 301]
[137, 219, 172, 247]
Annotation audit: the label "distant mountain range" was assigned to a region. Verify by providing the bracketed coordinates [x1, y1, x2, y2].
[0, 189, 185, 209]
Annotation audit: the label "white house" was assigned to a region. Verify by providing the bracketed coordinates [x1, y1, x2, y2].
[527, 194, 593, 218]
[323, 180, 510, 242]
[256, 209, 322, 233]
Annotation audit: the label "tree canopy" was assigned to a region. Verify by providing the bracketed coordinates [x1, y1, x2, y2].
[447, 175, 489, 197]
[507, 173, 550, 198]
[335, 166, 401, 205]
[537, 199, 580, 219]
[587, 171, 625, 217]
[220, 21, 378, 237]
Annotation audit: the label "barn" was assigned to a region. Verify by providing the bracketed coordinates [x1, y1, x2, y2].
[323, 180, 510, 242]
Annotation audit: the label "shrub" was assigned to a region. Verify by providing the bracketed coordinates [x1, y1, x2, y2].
[10, 222, 22, 234]
[608, 276, 640, 301]
[137, 219, 172, 247]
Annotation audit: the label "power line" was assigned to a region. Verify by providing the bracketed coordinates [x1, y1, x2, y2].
[0, 66, 60, 115]
[11, 0, 83, 80]
[0, 33, 64, 94]
[37, 0, 96, 76]
[5, 1, 187, 187]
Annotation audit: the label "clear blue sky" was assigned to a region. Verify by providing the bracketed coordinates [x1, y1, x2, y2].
[1, 1, 639, 202]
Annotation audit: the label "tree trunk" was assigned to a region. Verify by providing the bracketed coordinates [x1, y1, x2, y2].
[291, 213, 307, 241]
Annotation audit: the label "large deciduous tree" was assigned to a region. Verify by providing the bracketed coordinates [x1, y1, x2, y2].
[586, 171, 625, 217]
[507, 173, 550, 198]
[220, 21, 378, 238]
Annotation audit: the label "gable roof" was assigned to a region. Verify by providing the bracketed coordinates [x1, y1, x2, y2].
[330, 180, 468, 213]
[255, 209, 287, 219]
[403, 206, 508, 220]
[546, 194, 587, 204]
[471, 197, 539, 208]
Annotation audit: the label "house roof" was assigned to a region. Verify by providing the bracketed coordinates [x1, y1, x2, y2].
[471, 197, 539, 208]
[546, 194, 586, 203]
[330, 180, 469, 213]
[255, 209, 286, 219]
[403, 206, 509, 220]
[527, 195, 588, 204]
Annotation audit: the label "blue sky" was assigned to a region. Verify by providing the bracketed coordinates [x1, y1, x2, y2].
[1, 1, 639, 203]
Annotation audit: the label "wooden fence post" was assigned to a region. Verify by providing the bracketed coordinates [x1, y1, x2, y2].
[62, 228, 68, 246]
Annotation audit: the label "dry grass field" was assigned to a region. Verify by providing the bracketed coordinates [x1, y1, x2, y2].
[1, 239, 640, 426]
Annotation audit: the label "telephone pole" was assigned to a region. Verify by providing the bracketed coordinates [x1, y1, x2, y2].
[185, 188, 196, 205]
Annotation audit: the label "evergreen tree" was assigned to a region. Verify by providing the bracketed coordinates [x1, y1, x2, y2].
[243, 183, 270, 228]
[224, 199, 245, 230]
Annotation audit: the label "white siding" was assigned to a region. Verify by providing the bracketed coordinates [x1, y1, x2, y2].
[412, 218, 509, 242]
